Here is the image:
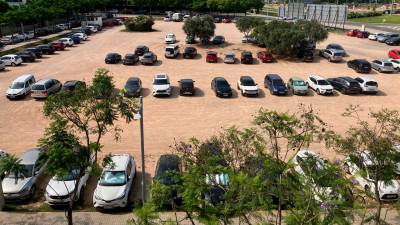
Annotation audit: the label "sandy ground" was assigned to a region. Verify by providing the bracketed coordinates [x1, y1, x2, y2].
[0, 21, 399, 179]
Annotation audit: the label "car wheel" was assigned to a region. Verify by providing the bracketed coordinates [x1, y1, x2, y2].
[11, 62, 16, 67]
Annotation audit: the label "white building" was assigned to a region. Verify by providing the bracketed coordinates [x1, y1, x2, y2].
[5, 0, 27, 6]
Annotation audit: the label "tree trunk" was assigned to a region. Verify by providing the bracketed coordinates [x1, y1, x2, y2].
[277, 174, 282, 225]
[374, 171, 381, 225]
[0, 178, 4, 211]
[67, 207, 73, 225]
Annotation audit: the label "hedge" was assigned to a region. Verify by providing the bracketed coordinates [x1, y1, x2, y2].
[348, 11, 383, 19]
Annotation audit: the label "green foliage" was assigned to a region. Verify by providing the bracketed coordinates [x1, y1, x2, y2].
[236, 16, 263, 36]
[183, 15, 216, 44]
[124, 16, 154, 32]
[0, 154, 24, 178]
[127, 203, 160, 225]
[347, 11, 382, 19]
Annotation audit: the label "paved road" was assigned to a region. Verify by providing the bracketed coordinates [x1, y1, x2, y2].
[346, 21, 400, 32]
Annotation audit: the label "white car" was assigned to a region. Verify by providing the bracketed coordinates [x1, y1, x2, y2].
[58, 38, 74, 47]
[163, 17, 171, 22]
[237, 76, 259, 96]
[165, 33, 176, 44]
[152, 73, 171, 96]
[368, 33, 384, 41]
[93, 154, 136, 209]
[45, 167, 90, 205]
[344, 151, 400, 201]
[72, 32, 88, 41]
[56, 24, 69, 30]
[354, 76, 378, 94]
[6, 74, 36, 99]
[307, 75, 334, 95]
[165, 44, 179, 58]
[86, 25, 98, 33]
[183, 15, 191, 21]
[0, 54, 23, 66]
[388, 58, 400, 70]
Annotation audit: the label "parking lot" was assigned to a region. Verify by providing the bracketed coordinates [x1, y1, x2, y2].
[0, 20, 399, 182]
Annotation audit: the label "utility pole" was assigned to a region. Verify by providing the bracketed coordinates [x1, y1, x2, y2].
[139, 96, 146, 205]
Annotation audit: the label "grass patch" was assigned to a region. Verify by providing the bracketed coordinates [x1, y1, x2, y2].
[349, 15, 400, 24]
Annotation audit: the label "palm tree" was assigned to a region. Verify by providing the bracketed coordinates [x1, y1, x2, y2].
[0, 154, 24, 211]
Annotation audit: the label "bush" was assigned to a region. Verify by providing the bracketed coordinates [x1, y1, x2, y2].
[348, 11, 383, 19]
[124, 16, 154, 32]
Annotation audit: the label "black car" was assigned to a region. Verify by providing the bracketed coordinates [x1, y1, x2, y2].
[37, 44, 55, 54]
[327, 77, 362, 95]
[178, 79, 195, 95]
[123, 54, 139, 65]
[105, 53, 122, 64]
[62, 80, 86, 91]
[134, 45, 149, 56]
[183, 47, 197, 59]
[25, 47, 43, 58]
[297, 49, 314, 62]
[212, 35, 225, 45]
[264, 74, 288, 95]
[123, 77, 142, 97]
[35, 28, 49, 37]
[154, 154, 182, 206]
[386, 37, 400, 46]
[211, 77, 232, 97]
[16, 51, 36, 62]
[241, 51, 253, 64]
[347, 59, 372, 73]
[185, 35, 195, 44]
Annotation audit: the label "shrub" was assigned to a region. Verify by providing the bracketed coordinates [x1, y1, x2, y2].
[348, 11, 383, 19]
[124, 16, 154, 32]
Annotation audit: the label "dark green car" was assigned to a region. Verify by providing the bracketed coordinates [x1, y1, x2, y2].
[287, 77, 308, 95]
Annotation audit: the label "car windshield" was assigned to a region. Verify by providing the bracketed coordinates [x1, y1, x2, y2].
[317, 80, 329, 85]
[154, 79, 169, 85]
[181, 81, 193, 88]
[126, 80, 139, 87]
[272, 79, 284, 86]
[99, 171, 126, 186]
[329, 45, 343, 50]
[242, 79, 255, 86]
[384, 63, 393, 67]
[143, 54, 152, 58]
[125, 55, 135, 59]
[11, 82, 25, 89]
[32, 84, 45, 90]
[166, 34, 174, 38]
[216, 80, 229, 86]
[107, 54, 116, 58]
[334, 53, 342, 56]
[184, 48, 193, 53]
[293, 80, 306, 86]
[54, 169, 80, 181]
[366, 81, 378, 86]
[7, 164, 34, 178]
[208, 52, 217, 56]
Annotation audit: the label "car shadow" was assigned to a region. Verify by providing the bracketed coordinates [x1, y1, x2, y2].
[152, 60, 163, 66]
[182, 87, 204, 97]
[141, 88, 152, 97]
[196, 42, 234, 50]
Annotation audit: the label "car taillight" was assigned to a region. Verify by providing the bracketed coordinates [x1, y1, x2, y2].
[41, 90, 48, 94]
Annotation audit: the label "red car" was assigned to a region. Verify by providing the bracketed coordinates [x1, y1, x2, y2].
[52, 41, 65, 51]
[257, 51, 275, 63]
[346, 29, 360, 37]
[222, 18, 231, 23]
[357, 31, 370, 38]
[206, 50, 218, 63]
[388, 49, 400, 59]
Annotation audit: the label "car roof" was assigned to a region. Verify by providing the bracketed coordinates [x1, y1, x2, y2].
[309, 75, 325, 80]
[242, 51, 252, 54]
[136, 45, 147, 48]
[338, 76, 356, 82]
[107, 53, 119, 55]
[13, 74, 34, 82]
[240, 76, 253, 81]
[207, 50, 217, 54]
[180, 79, 193, 83]
[356, 76, 375, 82]
[225, 52, 234, 56]
[353, 59, 369, 63]
[155, 154, 181, 177]
[143, 52, 153, 56]
[266, 74, 282, 80]
[34, 79, 52, 85]
[214, 77, 227, 81]
[166, 44, 177, 48]
[105, 154, 131, 171]
[64, 80, 81, 86]
[380, 59, 392, 63]
[127, 77, 140, 82]
[20, 148, 41, 165]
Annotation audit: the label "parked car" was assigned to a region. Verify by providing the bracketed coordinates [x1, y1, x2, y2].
[347, 59, 372, 73]
[58, 38, 74, 47]
[165, 33, 176, 44]
[327, 77, 362, 95]
[0, 35, 21, 45]
[68, 35, 81, 44]
[25, 48, 43, 58]
[212, 36, 225, 45]
[378, 33, 399, 42]
[141, 52, 157, 65]
[134, 45, 149, 56]
[178, 79, 195, 96]
[211, 77, 232, 97]
[257, 51, 274, 63]
[185, 35, 195, 44]
[122, 54, 139, 65]
[343, 151, 400, 201]
[153, 154, 182, 206]
[326, 43, 346, 56]
[37, 44, 55, 55]
[371, 59, 395, 73]
[2, 148, 47, 201]
[86, 25, 98, 33]
[214, 17, 221, 23]
[357, 31, 370, 38]
[0, 54, 23, 66]
[0, 60, 5, 71]
[123, 77, 142, 97]
[264, 74, 288, 95]
[105, 53, 122, 64]
[152, 73, 171, 96]
[297, 49, 314, 62]
[45, 166, 90, 205]
[93, 154, 136, 209]
[205, 173, 228, 205]
[31, 79, 62, 99]
[163, 16, 171, 22]
[307, 75, 334, 95]
[242, 35, 256, 43]
[16, 51, 36, 62]
[287, 77, 308, 95]
[241, 51, 253, 64]
[354, 76, 378, 94]
[222, 17, 231, 23]
[6, 74, 36, 99]
[51, 41, 66, 51]
[368, 33, 384, 41]
[223, 53, 236, 64]
[206, 51, 218, 63]
[388, 58, 400, 70]
[319, 49, 343, 62]
[346, 29, 359, 37]
[35, 28, 49, 37]
[385, 36, 400, 45]
[72, 32, 88, 41]
[237, 76, 259, 97]
[62, 80, 86, 92]
[388, 49, 400, 59]
[165, 45, 180, 58]
[183, 47, 197, 59]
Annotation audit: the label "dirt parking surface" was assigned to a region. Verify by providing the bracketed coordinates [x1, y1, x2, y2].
[0, 21, 399, 177]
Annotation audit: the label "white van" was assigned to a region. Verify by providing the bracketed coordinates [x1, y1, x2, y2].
[172, 13, 182, 22]
[6, 74, 35, 99]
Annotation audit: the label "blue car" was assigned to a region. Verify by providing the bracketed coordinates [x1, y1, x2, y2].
[264, 74, 288, 95]
[68, 35, 81, 44]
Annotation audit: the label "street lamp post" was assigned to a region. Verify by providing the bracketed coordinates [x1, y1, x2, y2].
[139, 96, 146, 205]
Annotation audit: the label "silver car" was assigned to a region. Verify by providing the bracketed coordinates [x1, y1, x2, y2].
[378, 33, 399, 42]
[371, 59, 395, 73]
[2, 148, 47, 201]
[224, 53, 236, 64]
[31, 79, 62, 99]
[319, 49, 343, 62]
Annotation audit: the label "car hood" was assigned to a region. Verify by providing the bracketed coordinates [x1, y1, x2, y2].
[319, 84, 333, 90]
[2, 177, 32, 193]
[165, 37, 175, 41]
[217, 86, 231, 92]
[242, 85, 258, 91]
[46, 179, 76, 196]
[95, 185, 126, 201]
[272, 85, 287, 91]
[6, 88, 24, 95]
[125, 87, 140, 92]
[378, 180, 400, 194]
[153, 84, 170, 90]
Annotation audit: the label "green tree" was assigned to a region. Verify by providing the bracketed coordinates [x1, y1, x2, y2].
[0, 0, 9, 13]
[0, 154, 25, 211]
[236, 16, 263, 37]
[183, 15, 215, 45]
[124, 15, 154, 32]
